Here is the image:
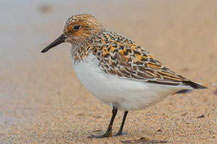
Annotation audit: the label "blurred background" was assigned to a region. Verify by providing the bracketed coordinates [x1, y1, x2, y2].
[0, 0, 216, 143]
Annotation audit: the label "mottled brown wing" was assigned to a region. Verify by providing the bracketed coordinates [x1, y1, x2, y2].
[92, 30, 188, 86]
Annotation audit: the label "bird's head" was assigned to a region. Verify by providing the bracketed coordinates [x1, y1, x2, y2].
[41, 14, 102, 53]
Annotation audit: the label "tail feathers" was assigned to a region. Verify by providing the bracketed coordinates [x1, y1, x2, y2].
[176, 81, 207, 94]
[182, 81, 207, 89]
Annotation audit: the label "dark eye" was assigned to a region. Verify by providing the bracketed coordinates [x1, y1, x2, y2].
[73, 25, 81, 30]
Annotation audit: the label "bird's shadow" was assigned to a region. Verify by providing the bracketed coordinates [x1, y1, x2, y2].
[121, 137, 168, 144]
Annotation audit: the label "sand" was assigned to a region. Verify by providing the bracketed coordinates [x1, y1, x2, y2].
[0, 0, 216, 143]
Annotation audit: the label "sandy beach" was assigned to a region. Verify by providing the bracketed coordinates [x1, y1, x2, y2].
[0, 0, 216, 143]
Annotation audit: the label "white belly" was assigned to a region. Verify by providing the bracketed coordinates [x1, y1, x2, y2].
[72, 53, 189, 110]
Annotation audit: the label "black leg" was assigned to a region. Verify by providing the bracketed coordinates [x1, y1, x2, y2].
[115, 111, 128, 136]
[88, 106, 118, 138]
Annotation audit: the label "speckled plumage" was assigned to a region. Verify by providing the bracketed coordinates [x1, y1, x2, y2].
[92, 30, 187, 84]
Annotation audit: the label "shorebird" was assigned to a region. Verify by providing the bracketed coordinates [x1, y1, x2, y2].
[41, 14, 206, 138]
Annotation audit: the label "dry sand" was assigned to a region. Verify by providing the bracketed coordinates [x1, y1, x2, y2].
[0, 0, 216, 143]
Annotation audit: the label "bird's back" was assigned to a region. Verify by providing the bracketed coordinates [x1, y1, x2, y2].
[90, 29, 206, 90]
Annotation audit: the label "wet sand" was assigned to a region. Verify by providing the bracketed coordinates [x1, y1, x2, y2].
[0, 0, 217, 143]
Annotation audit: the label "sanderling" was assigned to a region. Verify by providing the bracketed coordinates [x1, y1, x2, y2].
[41, 14, 206, 138]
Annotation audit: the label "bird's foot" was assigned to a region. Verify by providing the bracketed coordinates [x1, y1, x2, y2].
[114, 131, 127, 137]
[88, 130, 112, 138]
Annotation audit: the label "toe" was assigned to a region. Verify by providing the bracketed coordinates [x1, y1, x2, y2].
[114, 131, 127, 137]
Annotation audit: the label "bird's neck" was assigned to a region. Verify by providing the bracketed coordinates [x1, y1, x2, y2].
[71, 29, 106, 64]
[71, 41, 92, 64]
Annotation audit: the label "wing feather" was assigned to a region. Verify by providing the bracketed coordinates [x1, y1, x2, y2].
[92, 30, 206, 89]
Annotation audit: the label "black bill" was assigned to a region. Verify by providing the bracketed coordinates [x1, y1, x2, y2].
[41, 34, 66, 53]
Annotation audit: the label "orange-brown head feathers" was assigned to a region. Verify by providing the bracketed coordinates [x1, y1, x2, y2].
[41, 13, 102, 53]
[63, 14, 102, 44]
